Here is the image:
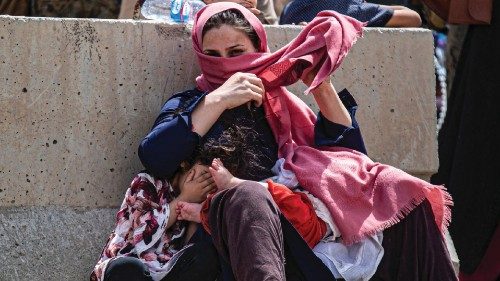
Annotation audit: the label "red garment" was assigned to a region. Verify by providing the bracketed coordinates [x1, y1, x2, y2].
[266, 181, 326, 248]
[192, 3, 452, 245]
[200, 180, 326, 248]
[200, 194, 212, 235]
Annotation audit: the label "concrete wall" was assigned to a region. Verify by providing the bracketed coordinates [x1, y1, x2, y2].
[0, 16, 437, 280]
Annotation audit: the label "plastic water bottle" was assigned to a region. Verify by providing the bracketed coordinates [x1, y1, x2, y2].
[142, 0, 205, 23]
[171, 0, 205, 23]
[185, 0, 206, 23]
[169, 0, 184, 22]
[141, 0, 173, 21]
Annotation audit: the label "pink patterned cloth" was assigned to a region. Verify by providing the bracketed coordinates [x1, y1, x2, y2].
[91, 173, 189, 281]
[193, 3, 452, 245]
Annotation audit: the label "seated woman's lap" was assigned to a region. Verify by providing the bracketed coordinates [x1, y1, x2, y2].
[105, 185, 455, 281]
[205, 183, 455, 281]
[373, 199, 457, 281]
[162, 236, 220, 281]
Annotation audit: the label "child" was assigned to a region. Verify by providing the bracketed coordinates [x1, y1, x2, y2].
[174, 125, 329, 248]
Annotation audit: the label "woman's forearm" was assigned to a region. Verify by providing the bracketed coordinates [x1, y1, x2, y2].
[311, 82, 352, 127]
[191, 94, 227, 137]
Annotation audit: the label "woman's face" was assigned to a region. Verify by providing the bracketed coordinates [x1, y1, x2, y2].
[202, 24, 257, 58]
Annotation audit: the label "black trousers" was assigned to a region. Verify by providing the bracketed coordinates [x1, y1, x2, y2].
[103, 230, 220, 281]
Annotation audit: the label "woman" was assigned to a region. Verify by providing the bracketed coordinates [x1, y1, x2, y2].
[93, 3, 457, 281]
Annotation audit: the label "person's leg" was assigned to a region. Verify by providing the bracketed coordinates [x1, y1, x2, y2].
[0, 0, 29, 16]
[177, 202, 202, 223]
[280, 214, 337, 281]
[459, 224, 500, 281]
[161, 237, 220, 281]
[209, 181, 286, 281]
[371, 200, 457, 281]
[104, 257, 153, 281]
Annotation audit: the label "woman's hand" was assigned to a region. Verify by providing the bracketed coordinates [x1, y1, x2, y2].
[302, 64, 331, 88]
[210, 72, 265, 110]
[191, 72, 264, 137]
[301, 67, 352, 127]
[178, 166, 216, 203]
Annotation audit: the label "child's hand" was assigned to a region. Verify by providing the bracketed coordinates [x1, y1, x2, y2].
[179, 166, 216, 203]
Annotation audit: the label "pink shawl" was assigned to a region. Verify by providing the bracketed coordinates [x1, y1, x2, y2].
[192, 3, 452, 244]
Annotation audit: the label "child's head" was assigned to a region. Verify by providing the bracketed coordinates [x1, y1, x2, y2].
[173, 124, 265, 192]
[192, 124, 266, 178]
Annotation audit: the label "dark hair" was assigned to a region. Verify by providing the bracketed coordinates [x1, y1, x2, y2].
[202, 9, 261, 50]
[186, 124, 267, 180]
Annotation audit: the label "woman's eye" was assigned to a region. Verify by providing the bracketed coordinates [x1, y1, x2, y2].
[228, 49, 245, 57]
[203, 50, 221, 57]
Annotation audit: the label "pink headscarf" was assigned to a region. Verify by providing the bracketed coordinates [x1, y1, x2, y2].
[191, 2, 362, 93]
[192, 3, 452, 244]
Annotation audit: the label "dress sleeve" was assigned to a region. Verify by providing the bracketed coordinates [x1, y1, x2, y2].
[314, 89, 367, 154]
[138, 89, 207, 179]
[358, 2, 394, 27]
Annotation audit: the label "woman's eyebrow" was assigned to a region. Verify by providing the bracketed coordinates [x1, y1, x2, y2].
[227, 44, 245, 50]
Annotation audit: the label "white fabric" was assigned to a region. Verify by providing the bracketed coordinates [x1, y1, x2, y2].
[314, 233, 384, 281]
[271, 158, 299, 187]
[272, 158, 384, 281]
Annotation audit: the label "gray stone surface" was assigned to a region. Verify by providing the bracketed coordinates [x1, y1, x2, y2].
[0, 16, 436, 208]
[0, 207, 459, 280]
[0, 207, 116, 281]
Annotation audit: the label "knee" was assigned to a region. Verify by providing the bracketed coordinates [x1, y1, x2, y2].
[224, 182, 278, 213]
[104, 257, 152, 281]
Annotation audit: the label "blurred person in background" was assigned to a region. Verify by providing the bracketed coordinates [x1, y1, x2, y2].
[422, 0, 500, 280]
[279, 0, 421, 27]
[0, 0, 29, 16]
[0, 0, 120, 18]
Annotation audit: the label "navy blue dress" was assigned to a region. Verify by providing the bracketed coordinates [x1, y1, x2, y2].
[279, 0, 393, 27]
[138, 88, 365, 281]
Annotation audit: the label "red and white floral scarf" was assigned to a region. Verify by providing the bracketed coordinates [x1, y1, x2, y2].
[91, 173, 190, 281]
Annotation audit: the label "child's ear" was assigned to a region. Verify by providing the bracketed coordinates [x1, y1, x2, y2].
[180, 161, 190, 171]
